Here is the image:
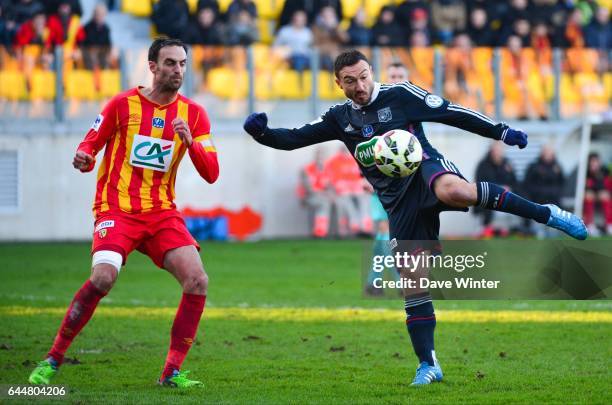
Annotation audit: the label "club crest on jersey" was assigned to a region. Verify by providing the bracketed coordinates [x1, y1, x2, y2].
[377, 107, 392, 123]
[129, 134, 175, 172]
[98, 229, 107, 238]
[152, 117, 165, 128]
[362, 124, 374, 137]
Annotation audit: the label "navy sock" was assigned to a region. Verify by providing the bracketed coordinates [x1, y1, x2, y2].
[405, 295, 436, 366]
[476, 182, 551, 224]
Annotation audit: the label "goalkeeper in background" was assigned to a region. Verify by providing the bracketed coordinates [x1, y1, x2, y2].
[244, 49, 587, 386]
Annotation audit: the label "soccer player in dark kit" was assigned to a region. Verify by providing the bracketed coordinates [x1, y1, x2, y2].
[243, 49, 587, 386]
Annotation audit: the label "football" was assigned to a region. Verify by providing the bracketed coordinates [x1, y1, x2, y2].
[373, 129, 423, 177]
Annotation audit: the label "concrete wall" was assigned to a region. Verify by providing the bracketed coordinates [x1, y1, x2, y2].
[0, 123, 587, 241]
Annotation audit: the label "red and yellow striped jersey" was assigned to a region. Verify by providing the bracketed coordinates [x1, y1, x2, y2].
[77, 87, 219, 219]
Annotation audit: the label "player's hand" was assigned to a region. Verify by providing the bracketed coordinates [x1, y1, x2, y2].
[73, 150, 94, 171]
[243, 112, 268, 137]
[173, 117, 192, 147]
[502, 128, 528, 149]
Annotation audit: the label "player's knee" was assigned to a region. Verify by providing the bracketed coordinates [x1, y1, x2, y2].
[440, 182, 474, 207]
[90, 264, 117, 293]
[183, 271, 208, 295]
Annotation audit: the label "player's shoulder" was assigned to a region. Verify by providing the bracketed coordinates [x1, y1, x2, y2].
[324, 99, 352, 118]
[178, 94, 206, 110]
[379, 81, 429, 100]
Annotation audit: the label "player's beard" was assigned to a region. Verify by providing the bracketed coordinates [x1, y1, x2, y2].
[163, 75, 183, 92]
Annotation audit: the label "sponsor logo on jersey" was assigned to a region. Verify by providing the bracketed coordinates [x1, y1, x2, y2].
[425, 94, 444, 108]
[129, 134, 175, 172]
[91, 114, 104, 131]
[128, 113, 141, 124]
[152, 117, 165, 128]
[354, 137, 378, 167]
[377, 107, 392, 123]
[94, 220, 115, 233]
[362, 124, 374, 137]
[344, 123, 355, 132]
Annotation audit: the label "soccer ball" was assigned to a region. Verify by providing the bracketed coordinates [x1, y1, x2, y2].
[373, 130, 422, 178]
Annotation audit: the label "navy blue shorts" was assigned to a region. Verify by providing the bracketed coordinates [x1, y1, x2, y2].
[388, 157, 467, 242]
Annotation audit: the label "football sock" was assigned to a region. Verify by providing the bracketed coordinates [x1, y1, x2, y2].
[583, 198, 594, 225]
[476, 182, 550, 224]
[47, 280, 107, 366]
[405, 295, 436, 366]
[161, 293, 206, 380]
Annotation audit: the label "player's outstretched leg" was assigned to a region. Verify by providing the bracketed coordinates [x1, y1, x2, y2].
[29, 261, 117, 385]
[159, 246, 207, 388]
[404, 294, 443, 386]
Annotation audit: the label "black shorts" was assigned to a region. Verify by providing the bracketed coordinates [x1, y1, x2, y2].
[388, 157, 468, 242]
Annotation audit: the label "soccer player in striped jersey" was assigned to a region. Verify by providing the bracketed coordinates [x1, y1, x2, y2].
[28, 38, 219, 388]
[244, 49, 588, 386]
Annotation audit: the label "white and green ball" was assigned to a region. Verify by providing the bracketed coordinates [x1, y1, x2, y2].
[373, 129, 423, 178]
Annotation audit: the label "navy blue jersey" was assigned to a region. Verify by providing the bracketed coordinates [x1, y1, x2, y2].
[254, 81, 509, 211]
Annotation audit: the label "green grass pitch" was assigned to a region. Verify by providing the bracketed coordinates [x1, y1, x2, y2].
[0, 241, 610, 404]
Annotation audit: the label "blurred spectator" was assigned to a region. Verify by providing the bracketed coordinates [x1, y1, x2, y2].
[386, 61, 409, 83]
[430, 0, 466, 45]
[152, 0, 189, 40]
[226, 9, 258, 45]
[49, 1, 84, 50]
[81, 3, 112, 70]
[548, 0, 573, 47]
[0, 2, 18, 47]
[312, 6, 347, 71]
[565, 8, 585, 47]
[407, 7, 431, 45]
[531, 20, 553, 72]
[584, 153, 612, 236]
[10, 0, 44, 25]
[274, 10, 312, 71]
[226, 0, 257, 20]
[467, 7, 494, 47]
[14, 11, 63, 49]
[326, 147, 371, 236]
[371, 6, 405, 47]
[182, 7, 224, 45]
[395, 0, 430, 39]
[475, 142, 518, 237]
[347, 8, 370, 46]
[502, 35, 548, 120]
[44, 0, 82, 17]
[467, 0, 506, 38]
[197, 0, 220, 18]
[444, 33, 485, 111]
[531, 0, 559, 26]
[298, 148, 333, 238]
[523, 145, 565, 237]
[278, 0, 343, 29]
[499, 18, 531, 47]
[584, 6, 611, 50]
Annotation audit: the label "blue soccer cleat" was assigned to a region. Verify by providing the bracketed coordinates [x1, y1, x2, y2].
[410, 360, 443, 386]
[544, 204, 588, 240]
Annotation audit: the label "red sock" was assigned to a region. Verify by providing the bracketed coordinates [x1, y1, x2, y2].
[583, 198, 595, 225]
[47, 280, 107, 365]
[161, 293, 206, 380]
[604, 198, 612, 225]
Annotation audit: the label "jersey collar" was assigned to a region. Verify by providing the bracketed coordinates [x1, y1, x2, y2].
[351, 82, 381, 110]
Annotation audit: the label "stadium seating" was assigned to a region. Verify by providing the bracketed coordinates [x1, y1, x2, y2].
[122, 0, 153, 17]
[30, 70, 56, 101]
[98, 70, 122, 99]
[0, 70, 27, 100]
[65, 70, 97, 101]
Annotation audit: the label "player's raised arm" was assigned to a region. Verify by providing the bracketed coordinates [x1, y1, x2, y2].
[174, 106, 219, 184]
[74, 97, 119, 172]
[243, 112, 339, 150]
[394, 81, 528, 149]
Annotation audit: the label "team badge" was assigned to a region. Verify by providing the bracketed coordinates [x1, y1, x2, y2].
[152, 117, 165, 128]
[425, 94, 444, 108]
[362, 124, 374, 137]
[99, 229, 107, 239]
[377, 107, 392, 123]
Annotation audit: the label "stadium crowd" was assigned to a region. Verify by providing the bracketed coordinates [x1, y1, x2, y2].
[144, 0, 612, 52]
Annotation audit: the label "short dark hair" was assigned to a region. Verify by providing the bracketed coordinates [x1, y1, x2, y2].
[387, 61, 407, 70]
[334, 49, 370, 78]
[148, 37, 188, 63]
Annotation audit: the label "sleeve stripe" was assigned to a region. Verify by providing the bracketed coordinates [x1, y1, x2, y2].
[447, 104, 496, 125]
[395, 83, 425, 100]
[193, 133, 210, 142]
[402, 81, 428, 96]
